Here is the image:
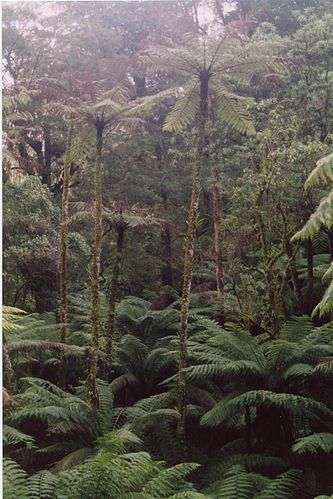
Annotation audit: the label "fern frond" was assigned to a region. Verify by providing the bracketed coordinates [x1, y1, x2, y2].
[143, 463, 200, 496]
[312, 278, 333, 317]
[201, 390, 333, 427]
[256, 469, 303, 499]
[213, 85, 255, 136]
[204, 464, 255, 498]
[25, 470, 59, 498]
[163, 81, 200, 132]
[292, 433, 333, 454]
[3, 424, 35, 448]
[292, 190, 333, 241]
[305, 152, 333, 189]
[3, 458, 28, 499]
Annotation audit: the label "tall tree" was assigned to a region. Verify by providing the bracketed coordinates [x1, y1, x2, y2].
[145, 30, 287, 442]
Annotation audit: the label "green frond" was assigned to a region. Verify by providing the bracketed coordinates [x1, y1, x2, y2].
[3, 458, 28, 499]
[216, 41, 290, 85]
[292, 190, 333, 241]
[292, 433, 333, 454]
[167, 493, 208, 498]
[8, 340, 83, 356]
[143, 463, 200, 497]
[51, 448, 97, 473]
[323, 261, 333, 280]
[202, 454, 286, 486]
[201, 390, 333, 427]
[125, 88, 179, 117]
[256, 469, 303, 499]
[280, 316, 314, 342]
[163, 82, 200, 132]
[88, 98, 122, 113]
[25, 470, 59, 498]
[312, 278, 333, 317]
[3, 424, 36, 448]
[305, 153, 333, 189]
[282, 363, 314, 380]
[213, 85, 255, 136]
[204, 464, 256, 498]
[110, 373, 138, 392]
[168, 360, 265, 384]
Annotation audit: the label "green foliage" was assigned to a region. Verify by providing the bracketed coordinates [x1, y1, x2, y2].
[3, 1, 333, 497]
[292, 433, 333, 454]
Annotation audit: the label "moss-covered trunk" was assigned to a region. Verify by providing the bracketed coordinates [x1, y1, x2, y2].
[59, 123, 74, 344]
[305, 238, 314, 314]
[212, 166, 224, 296]
[86, 121, 104, 406]
[3, 336, 17, 394]
[178, 76, 208, 443]
[104, 224, 125, 380]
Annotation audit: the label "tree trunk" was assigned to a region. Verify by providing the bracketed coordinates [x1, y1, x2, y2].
[285, 239, 303, 312]
[161, 226, 173, 286]
[212, 166, 224, 296]
[104, 224, 125, 380]
[58, 124, 74, 387]
[305, 238, 314, 315]
[3, 337, 17, 394]
[59, 123, 74, 344]
[86, 121, 104, 407]
[42, 125, 52, 189]
[177, 76, 208, 444]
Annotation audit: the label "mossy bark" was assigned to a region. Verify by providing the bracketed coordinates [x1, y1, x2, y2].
[86, 121, 104, 407]
[58, 123, 74, 387]
[104, 224, 125, 380]
[177, 76, 208, 443]
[285, 239, 303, 312]
[305, 238, 314, 314]
[59, 123, 74, 344]
[212, 166, 224, 297]
[3, 337, 17, 394]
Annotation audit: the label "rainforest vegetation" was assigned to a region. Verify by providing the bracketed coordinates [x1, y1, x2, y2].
[2, 0, 333, 497]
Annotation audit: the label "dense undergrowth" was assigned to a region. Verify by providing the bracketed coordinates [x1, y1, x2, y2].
[2, 0, 333, 497]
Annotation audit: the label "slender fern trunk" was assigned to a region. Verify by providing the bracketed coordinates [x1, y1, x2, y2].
[305, 238, 314, 314]
[285, 239, 303, 312]
[43, 125, 52, 190]
[58, 123, 74, 387]
[178, 76, 208, 443]
[86, 120, 104, 407]
[59, 123, 74, 344]
[104, 224, 125, 380]
[3, 337, 17, 394]
[212, 166, 224, 296]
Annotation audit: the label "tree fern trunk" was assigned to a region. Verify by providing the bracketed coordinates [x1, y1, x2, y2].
[42, 125, 52, 190]
[3, 337, 17, 394]
[161, 225, 173, 287]
[305, 238, 314, 314]
[212, 166, 224, 296]
[285, 239, 303, 312]
[177, 76, 208, 444]
[86, 121, 104, 407]
[104, 224, 125, 380]
[58, 123, 74, 388]
[59, 123, 74, 344]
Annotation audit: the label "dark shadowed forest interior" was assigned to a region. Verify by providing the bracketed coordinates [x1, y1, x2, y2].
[2, 0, 333, 497]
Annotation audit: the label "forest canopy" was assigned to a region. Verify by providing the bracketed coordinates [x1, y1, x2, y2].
[2, 1, 333, 498]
